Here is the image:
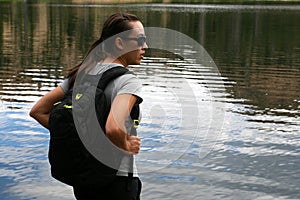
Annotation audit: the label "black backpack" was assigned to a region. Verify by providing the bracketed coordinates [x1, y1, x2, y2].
[48, 66, 139, 187]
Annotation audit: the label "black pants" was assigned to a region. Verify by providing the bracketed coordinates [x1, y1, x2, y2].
[73, 176, 142, 200]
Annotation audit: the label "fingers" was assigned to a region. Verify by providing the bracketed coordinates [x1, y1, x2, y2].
[126, 135, 141, 154]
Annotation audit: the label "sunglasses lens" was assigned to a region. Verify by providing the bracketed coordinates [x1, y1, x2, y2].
[137, 37, 146, 46]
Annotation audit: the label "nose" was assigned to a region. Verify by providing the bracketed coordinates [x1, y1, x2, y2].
[142, 42, 148, 49]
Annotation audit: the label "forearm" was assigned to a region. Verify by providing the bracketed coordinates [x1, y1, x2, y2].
[106, 127, 140, 154]
[30, 112, 51, 129]
[30, 100, 54, 129]
[105, 94, 141, 154]
[105, 123, 129, 151]
[30, 86, 65, 129]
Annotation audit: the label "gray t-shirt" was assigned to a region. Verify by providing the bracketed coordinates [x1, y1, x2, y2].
[60, 63, 142, 177]
[60, 64, 143, 100]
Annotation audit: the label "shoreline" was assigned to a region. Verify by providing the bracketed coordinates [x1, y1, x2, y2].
[9, 0, 300, 5]
[62, 0, 300, 5]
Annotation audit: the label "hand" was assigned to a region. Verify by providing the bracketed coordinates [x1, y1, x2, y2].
[126, 135, 141, 154]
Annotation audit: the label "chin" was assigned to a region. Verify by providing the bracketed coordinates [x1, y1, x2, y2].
[134, 60, 141, 65]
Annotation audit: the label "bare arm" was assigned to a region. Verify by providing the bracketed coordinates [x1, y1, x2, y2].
[105, 94, 141, 154]
[29, 86, 65, 129]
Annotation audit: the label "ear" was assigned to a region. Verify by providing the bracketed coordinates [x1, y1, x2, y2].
[114, 37, 124, 50]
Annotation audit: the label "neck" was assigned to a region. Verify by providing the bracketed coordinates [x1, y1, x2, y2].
[102, 54, 127, 67]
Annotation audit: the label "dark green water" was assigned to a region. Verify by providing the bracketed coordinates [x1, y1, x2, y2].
[0, 2, 299, 200]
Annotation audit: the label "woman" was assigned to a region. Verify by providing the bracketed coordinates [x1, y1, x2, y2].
[30, 12, 147, 199]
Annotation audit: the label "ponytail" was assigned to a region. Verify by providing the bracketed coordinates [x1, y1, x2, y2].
[66, 12, 140, 90]
[66, 36, 105, 89]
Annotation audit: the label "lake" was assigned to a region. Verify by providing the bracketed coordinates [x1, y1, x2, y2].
[0, 2, 299, 200]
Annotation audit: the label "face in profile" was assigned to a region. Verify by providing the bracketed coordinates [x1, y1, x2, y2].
[116, 21, 148, 66]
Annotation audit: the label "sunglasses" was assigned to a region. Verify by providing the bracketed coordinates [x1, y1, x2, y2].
[122, 36, 146, 47]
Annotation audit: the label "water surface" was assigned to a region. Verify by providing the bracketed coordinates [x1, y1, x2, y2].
[0, 2, 299, 200]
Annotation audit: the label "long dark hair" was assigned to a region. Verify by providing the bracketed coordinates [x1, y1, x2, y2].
[67, 12, 140, 89]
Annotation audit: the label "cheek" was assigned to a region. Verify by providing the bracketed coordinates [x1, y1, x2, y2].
[129, 50, 140, 60]
[123, 51, 139, 64]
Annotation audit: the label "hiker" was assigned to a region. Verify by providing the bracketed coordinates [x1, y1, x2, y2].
[30, 12, 147, 200]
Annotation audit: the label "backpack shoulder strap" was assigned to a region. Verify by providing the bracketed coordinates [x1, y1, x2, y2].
[97, 66, 130, 90]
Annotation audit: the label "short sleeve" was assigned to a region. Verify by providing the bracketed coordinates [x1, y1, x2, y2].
[59, 78, 70, 93]
[114, 73, 143, 104]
